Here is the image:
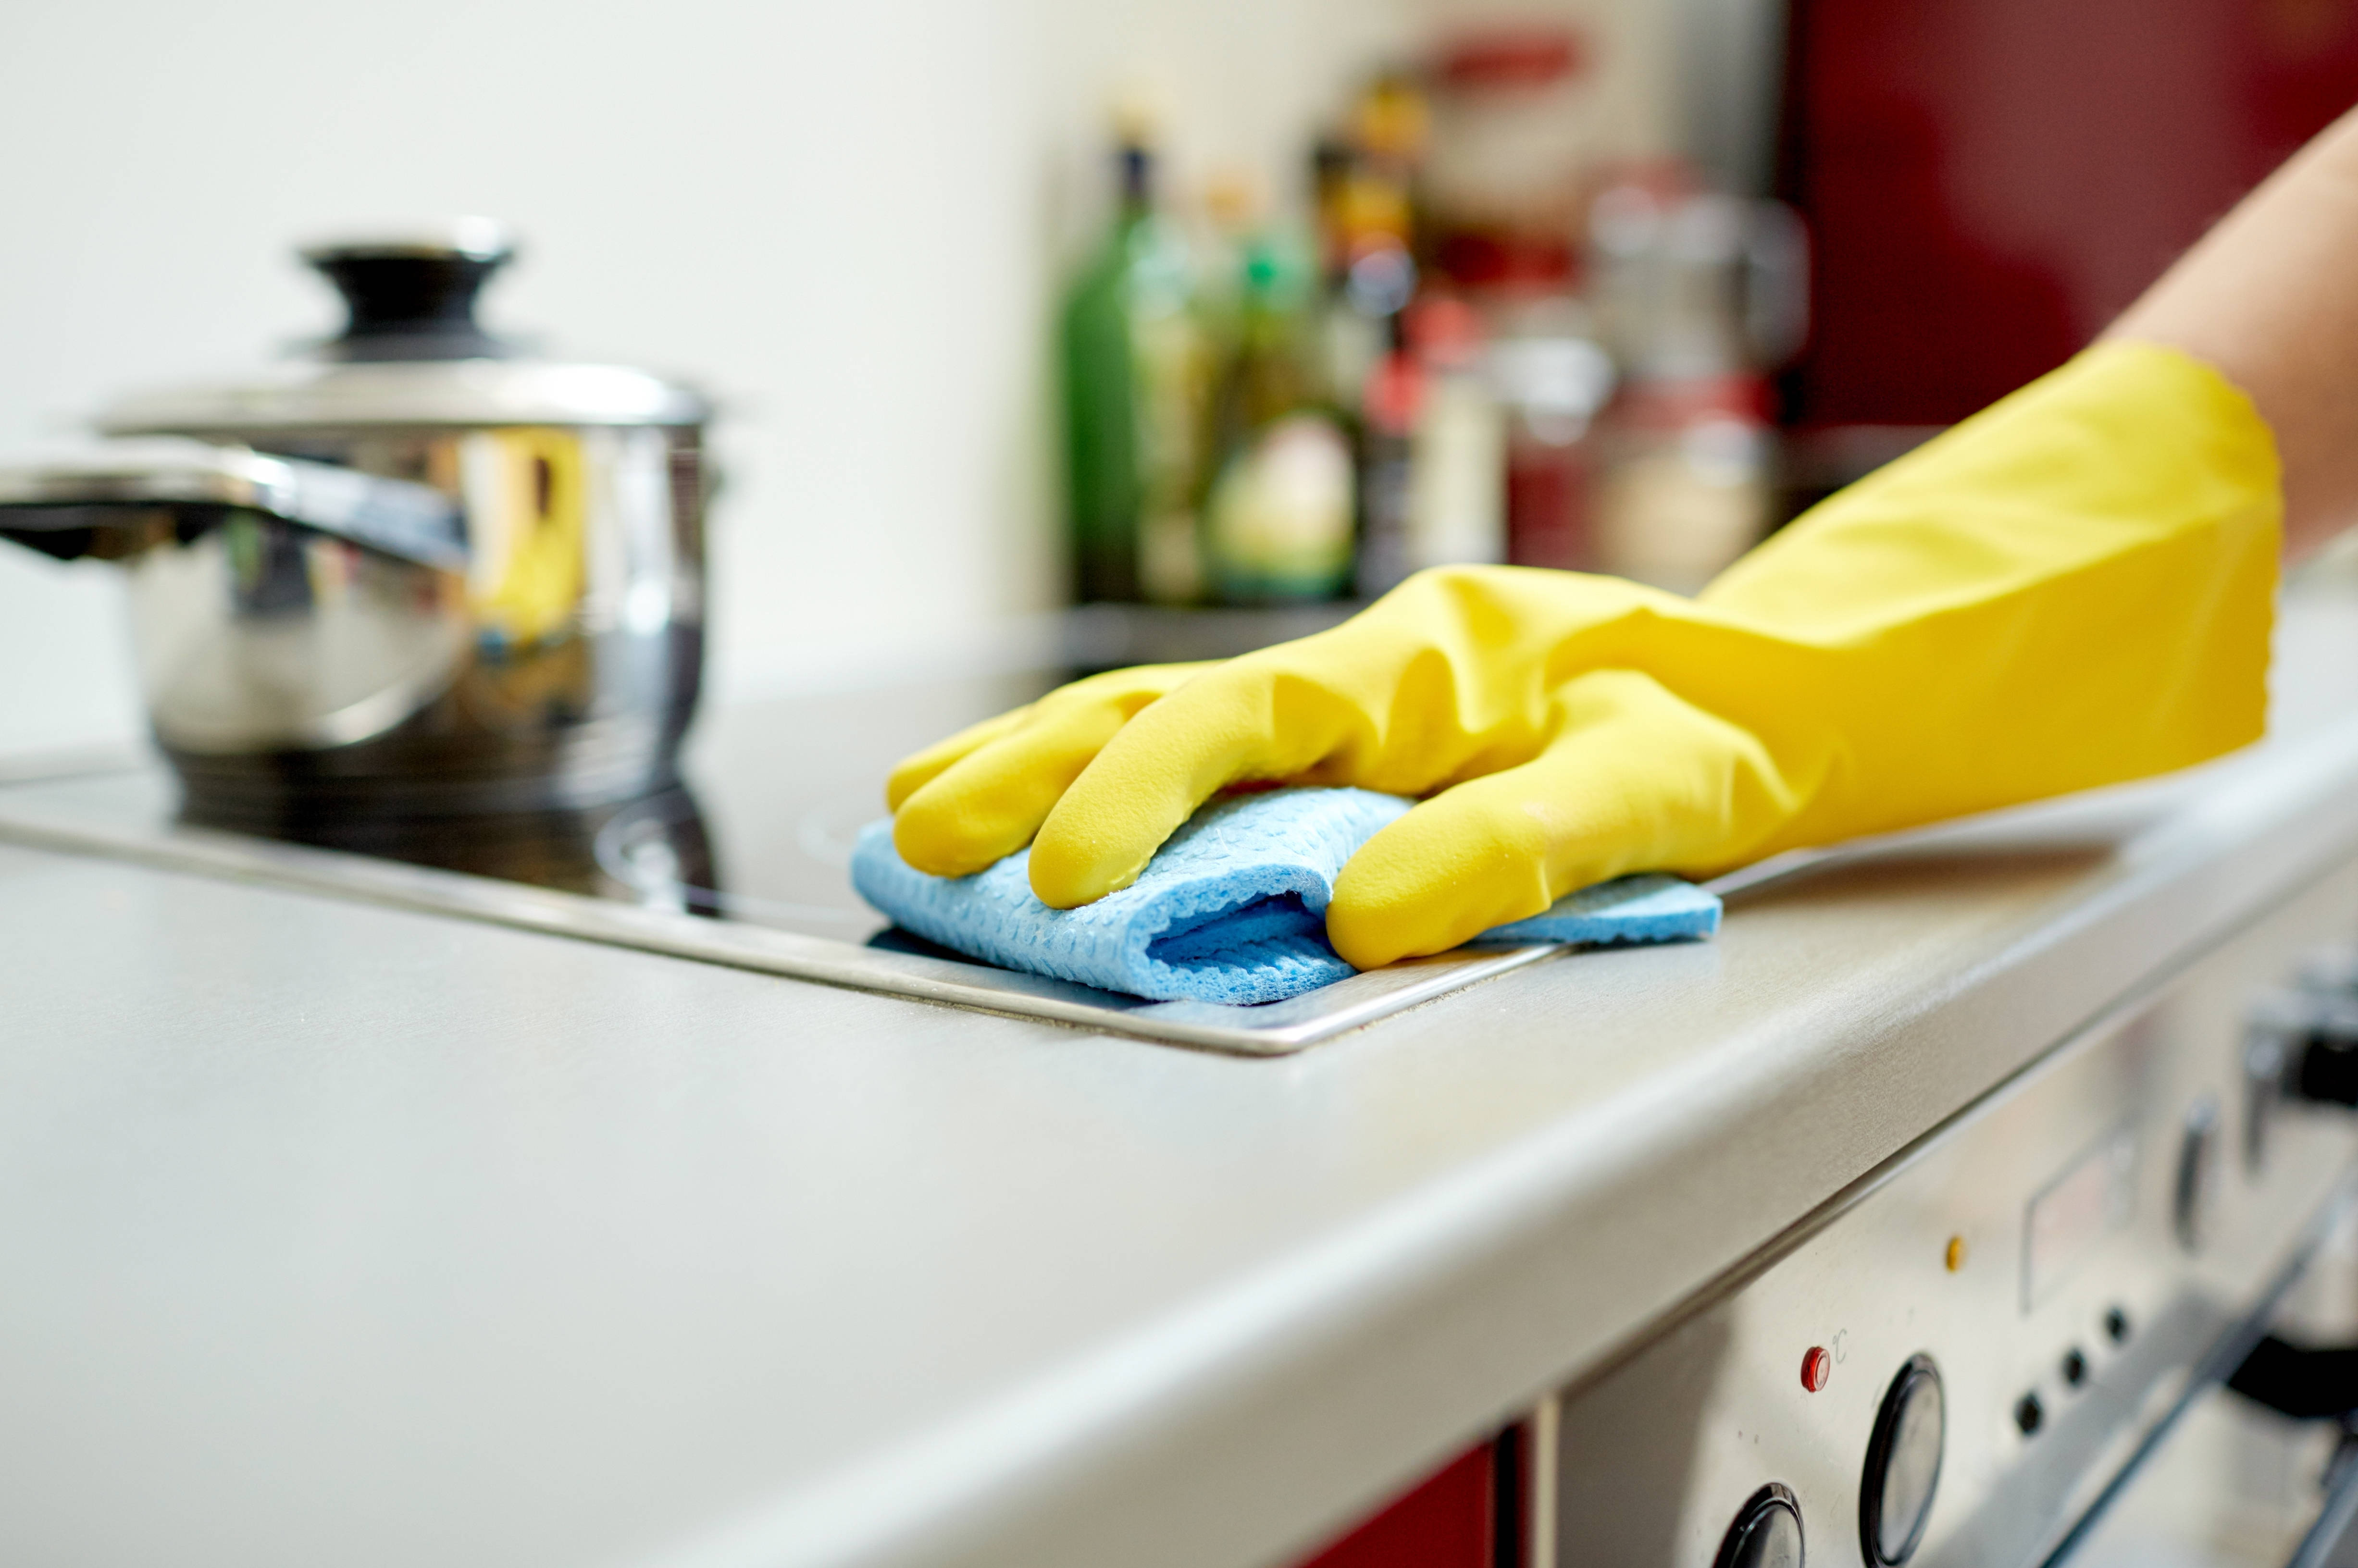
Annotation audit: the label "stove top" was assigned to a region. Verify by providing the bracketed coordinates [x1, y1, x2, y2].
[0, 664, 1571, 1054]
[23, 556, 2358, 1058]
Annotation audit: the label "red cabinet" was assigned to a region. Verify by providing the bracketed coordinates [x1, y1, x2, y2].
[1781, 0, 2358, 428]
[1292, 1439, 1498, 1568]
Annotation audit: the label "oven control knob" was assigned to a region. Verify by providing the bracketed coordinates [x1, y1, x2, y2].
[1714, 1483, 1805, 1568]
[1860, 1355, 1944, 1565]
[2242, 988, 2358, 1172]
[2255, 990, 2358, 1108]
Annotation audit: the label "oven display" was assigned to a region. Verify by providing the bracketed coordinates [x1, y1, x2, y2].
[2023, 1127, 2137, 1311]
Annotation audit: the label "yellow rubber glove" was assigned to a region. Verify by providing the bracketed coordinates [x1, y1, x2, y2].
[890, 343, 2281, 970]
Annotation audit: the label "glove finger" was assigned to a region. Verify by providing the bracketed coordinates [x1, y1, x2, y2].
[1325, 669, 1793, 969]
[891, 663, 1214, 877]
[1026, 650, 1389, 907]
[885, 704, 1036, 811]
[1025, 568, 1691, 908]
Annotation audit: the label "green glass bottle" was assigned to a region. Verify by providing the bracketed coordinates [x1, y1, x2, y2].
[1061, 142, 1205, 604]
[1201, 229, 1356, 605]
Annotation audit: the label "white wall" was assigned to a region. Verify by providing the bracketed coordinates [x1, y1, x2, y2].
[0, 0, 1700, 756]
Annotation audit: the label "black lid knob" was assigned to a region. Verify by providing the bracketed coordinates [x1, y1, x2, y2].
[301, 219, 516, 362]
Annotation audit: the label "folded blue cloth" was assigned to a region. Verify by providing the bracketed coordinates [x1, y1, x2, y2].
[851, 786, 1721, 1005]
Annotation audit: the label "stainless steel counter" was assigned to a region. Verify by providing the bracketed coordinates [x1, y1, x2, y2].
[6, 572, 2358, 1568]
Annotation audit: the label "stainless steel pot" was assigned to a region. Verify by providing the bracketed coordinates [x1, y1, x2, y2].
[0, 220, 711, 825]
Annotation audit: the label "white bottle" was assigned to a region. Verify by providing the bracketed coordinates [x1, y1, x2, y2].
[1402, 296, 1507, 572]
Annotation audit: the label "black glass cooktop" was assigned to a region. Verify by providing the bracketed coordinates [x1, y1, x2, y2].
[0, 666, 1064, 947]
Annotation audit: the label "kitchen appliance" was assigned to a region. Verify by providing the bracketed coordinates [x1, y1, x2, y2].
[1534, 873, 2358, 1567]
[1283, 836, 2358, 1568]
[1257, 559, 2358, 1565]
[0, 220, 711, 823]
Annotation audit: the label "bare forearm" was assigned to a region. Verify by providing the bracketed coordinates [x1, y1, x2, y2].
[2103, 108, 2358, 558]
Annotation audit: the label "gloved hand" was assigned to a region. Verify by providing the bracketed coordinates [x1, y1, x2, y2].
[890, 343, 2281, 970]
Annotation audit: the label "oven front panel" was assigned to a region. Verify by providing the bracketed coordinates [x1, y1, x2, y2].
[1546, 856, 2358, 1568]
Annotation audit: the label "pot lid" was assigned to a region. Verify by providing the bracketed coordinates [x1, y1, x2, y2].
[96, 220, 709, 433]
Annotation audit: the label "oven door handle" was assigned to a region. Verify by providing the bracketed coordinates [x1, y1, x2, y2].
[2228, 1336, 2358, 1568]
[2229, 1333, 2358, 1422]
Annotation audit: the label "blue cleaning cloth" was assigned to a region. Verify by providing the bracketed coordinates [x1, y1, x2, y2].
[1482, 873, 1725, 946]
[851, 786, 1722, 1005]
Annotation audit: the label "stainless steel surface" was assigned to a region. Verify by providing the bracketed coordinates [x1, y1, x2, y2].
[0, 228, 709, 816]
[2063, 1382, 2346, 1567]
[1543, 852, 2358, 1567]
[99, 355, 711, 429]
[2287, 1446, 2358, 1568]
[3, 542, 2358, 1568]
[115, 418, 702, 815]
[2041, 1219, 2358, 1566]
[5, 654, 2358, 1568]
[0, 438, 464, 566]
[129, 519, 474, 753]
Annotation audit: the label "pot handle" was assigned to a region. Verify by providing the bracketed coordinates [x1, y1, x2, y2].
[0, 440, 467, 569]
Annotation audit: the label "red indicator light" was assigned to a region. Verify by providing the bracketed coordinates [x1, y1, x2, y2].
[1801, 1346, 1832, 1393]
